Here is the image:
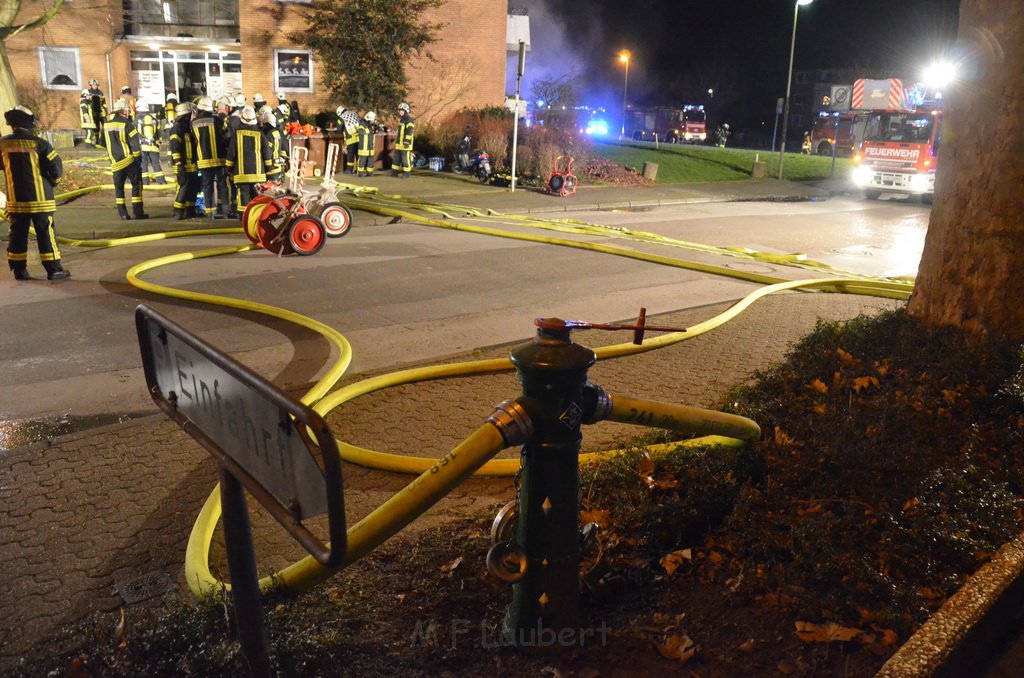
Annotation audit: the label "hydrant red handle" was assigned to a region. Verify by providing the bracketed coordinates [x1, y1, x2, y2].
[534, 307, 686, 345]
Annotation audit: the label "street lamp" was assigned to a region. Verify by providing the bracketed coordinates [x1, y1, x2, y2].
[778, 0, 814, 180]
[618, 50, 630, 139]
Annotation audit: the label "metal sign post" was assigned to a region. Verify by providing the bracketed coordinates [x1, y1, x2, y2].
[510, 41, 526, 193]
[136, 304, 347, 676]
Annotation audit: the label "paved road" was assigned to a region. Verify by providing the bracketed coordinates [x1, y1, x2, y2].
[0, 185, 926, 433]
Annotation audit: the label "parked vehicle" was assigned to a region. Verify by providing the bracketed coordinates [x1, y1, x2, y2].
[625, 105, 707, 143]
[810, 111, 866, 157]
[452, 134, 492, 184]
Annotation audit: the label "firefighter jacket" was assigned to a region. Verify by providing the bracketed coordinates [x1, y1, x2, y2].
[88, 88, 106, 122]
[79, 99, 95, 129]
[169, 116, 198, 171]
[262, 125, 288, 177]
[191, 112, 227, 169]
[273, 103, 289, 128]
[0, 130, 62, 214]
[396, 113, 415, 151]
[226, 124, 273, 184]
[104, 114, 141, 171]
[137, 113, 161, 153]
[357, 120, 374, 157]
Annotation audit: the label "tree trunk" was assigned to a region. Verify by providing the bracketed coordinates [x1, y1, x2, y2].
[906, 1, 1024, 344]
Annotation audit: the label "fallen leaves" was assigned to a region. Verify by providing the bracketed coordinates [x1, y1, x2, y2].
[655, 633, 699, 663]
[659, 549, 691, 576]
[794, 620, 862, 643]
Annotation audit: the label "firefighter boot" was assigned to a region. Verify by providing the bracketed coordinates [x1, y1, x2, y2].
[118, 205, 131, 221]
[45, 263, 71, 281]
[133, 204, 150, 220]
[13, 267, 33, 281]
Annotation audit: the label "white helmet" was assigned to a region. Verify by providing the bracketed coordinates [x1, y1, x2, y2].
[196, 96, 214, 112]
[112, 99, 128, 113]
[166, 92, 178, 102]
[336, 106, 347, 118]
[233, 93, 246, 107]
[252, 92, 266, 104]
[240, 106, 257, 123]
[81, 89, 90, 97]
[260, 108, 277, 126]
[364, 111, 377, 123]
[723, 123, 730, 129]
[136, 100, 148, 113]
[88, 79, 99, 87]
[398, 102, 410, 113]
[175, 102, 194, 116]
[275, 91, 286, 101]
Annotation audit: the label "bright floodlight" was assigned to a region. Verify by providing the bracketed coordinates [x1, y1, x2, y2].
[618, 50, 630, 63]
[923, 61, 957, 87]
[797, 0, 813, 5]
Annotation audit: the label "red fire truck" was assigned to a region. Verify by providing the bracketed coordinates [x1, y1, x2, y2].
[625, 105, 707, 143]
[809, 112, 866, 157]
[851, 78, 942, 204]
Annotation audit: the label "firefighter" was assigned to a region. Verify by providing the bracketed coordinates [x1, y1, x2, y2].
[191, 95, 230, 219]
[356, 111, 376, 177]
[0, 106, 70, 281]
[261, 107, 288, 181]
[78, 90, 96, 146]
[136, 101, 167, 185]
[169, 101, 200, 219]
[223, 93, 247, 216]
[226, 106, 273, 214]
[335, 106, 359, 174]
[118, 86, 137, 119]
[273, 92, 290, 128]
[801, 131, 812, 155]
[391, 102, 414, 178]
[252, 93, 267, 120]
[164, 92, 178, 132]
[87, 79, 106, 148]
[105, 99, 148, 220]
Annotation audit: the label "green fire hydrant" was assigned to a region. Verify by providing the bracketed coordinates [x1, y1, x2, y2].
[494, 318, 606, 647]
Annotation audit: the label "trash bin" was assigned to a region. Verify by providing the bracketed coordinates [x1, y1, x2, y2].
[374, 132, 396, 171]
[751, 154, 766, 179]
[306, 133, 327, 177]
[642, 161, 659, 181]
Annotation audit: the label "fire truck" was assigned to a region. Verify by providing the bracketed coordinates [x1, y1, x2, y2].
[809, 112, 866, 157]
[851, 78, 942, 204]
[625, 105, 707, 143]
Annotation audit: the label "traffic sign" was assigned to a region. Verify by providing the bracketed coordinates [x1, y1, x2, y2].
[830, 85, 851, 112]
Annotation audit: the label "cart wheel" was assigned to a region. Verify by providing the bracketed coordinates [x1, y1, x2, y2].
[288, 215, 326, 256]
[547, 173, 565, 194]
[241, 195, 276, 246]
[315, 202, 353, 238]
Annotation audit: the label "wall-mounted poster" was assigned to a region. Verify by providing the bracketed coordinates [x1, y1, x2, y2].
[274, 49, 314, 93]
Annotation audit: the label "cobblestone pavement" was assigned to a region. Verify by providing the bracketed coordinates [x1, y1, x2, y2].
[0, 291, 900, 670]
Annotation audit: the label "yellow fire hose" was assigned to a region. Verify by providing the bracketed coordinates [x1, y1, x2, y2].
[37, 183, 913, 597]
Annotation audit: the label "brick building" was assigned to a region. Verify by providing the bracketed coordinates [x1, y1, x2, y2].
[5, 0, 506, 133]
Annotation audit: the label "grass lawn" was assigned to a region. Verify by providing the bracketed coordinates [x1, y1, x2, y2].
[592, 139, 854, 184]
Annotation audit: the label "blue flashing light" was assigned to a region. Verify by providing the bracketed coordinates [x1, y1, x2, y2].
[585, 119, 610, 136]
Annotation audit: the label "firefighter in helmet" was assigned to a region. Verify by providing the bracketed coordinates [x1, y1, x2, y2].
[105, 98, 148, 220]
[169, 101, 200, 219]
[391, 102, 415, 178]
[87, 79, 106, 147]
[0, 106, 70, 280]
[136, 100, 168, 184]
[79, 89, 97, 146]
[356, 111, 377, 177]
[261, 107, 288, 181]
[226, 105, 273, 214]
[191, 95, 230, 218]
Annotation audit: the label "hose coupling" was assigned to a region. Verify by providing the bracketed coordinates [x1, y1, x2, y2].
[487, 399, 534, 447]
[582, 382, 612, 424]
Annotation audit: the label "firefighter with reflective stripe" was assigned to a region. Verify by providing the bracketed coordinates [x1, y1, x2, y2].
[0, 106, 70, 281]
[273, 92, 290, 128]
[118, 86, 137, 120]
[356, 111, 377, 177]
[136, 101, 167, 185]
[169, 102, 200, 220]
[226, 106, 273, 213]
[391, 102, 414, 178]
[190, 96, 229, 219]
[336, 106, 360, 174]
[105, 99, 148, 220]
[260, 107, 288, 181]
[164, 93, 178, 132]
[223, 93, 247, 218]
[87, 79, 106, 148]
[78, 90, 96, 146]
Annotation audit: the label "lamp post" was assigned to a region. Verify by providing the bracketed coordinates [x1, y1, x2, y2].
[618, 50, 630, 139]
[777, 0, 814, 180]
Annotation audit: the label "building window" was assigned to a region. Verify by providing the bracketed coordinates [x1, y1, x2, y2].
[274, 49, 313, 93]
[37, 47, 82, 90]
[794, 71, 808, 85]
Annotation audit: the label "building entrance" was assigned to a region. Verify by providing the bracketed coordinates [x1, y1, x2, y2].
[130, 49, 242, 106]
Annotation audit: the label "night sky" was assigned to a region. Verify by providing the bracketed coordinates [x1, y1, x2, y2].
[507, 0, 962, 129]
